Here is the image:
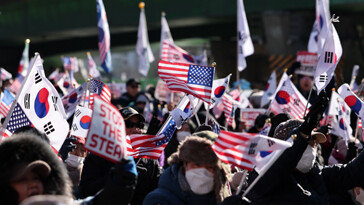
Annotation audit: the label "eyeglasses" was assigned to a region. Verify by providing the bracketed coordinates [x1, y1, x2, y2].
[125, 120, 144, 129]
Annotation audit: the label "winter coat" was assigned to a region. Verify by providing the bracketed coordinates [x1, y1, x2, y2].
[111, 92, 136, 107]
[143, 164, 217, 205]
[229, 129, 364, 204]
[79, 153, 161, 205]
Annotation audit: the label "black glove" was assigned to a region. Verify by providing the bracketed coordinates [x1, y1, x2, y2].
[317, 125, 331, 135]
[300, 90, 329, 136]
[58, 136, 77, 160]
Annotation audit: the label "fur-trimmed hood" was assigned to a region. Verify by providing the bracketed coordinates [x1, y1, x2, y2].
[0, 133, 72, 204]
[167, 136, 230, 204]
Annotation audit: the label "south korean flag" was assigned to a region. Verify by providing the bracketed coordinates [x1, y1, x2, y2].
[70, 105, 92, 139]
[15, 54, 69, 150]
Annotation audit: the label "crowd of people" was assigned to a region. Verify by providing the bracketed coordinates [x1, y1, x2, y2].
[1, 61, 364, 205]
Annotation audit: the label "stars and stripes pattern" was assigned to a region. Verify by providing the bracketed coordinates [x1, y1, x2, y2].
[62, 57, 78, 71]
[270, 78, 308, 119]
[127, 118, 176, 159]
[96, 0, 112, 73]
[9, 74, 24, 94]
[211, 130, 292, 171]
[223, 94, 235, 127]
[89, 79, 111, 104]
[0, 89, 15, 118]
[5, 104, 32, 134]
[161, 41, 196, 64]
[158, 60, 214, 103]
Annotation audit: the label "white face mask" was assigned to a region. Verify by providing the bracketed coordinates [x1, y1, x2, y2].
[296, 145, 316, 173]
[65, 153, 85, 168]
[177, 131, 191, 142]
[185, 168, 214, 195]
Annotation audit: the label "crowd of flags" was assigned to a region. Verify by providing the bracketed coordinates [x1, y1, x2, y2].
[0, 0, 364, 188]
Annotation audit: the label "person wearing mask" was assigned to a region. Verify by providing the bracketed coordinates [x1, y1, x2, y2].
[80, 107, 161, 205]
[144, 136, 230, 205]
[112, 79, 141, 107]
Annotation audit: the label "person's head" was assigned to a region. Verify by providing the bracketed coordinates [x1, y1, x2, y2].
[10, 160, 50, 203]
[298, 75, 313, 93]
[134, 93, 150, 113]
[273, 119, 326, 173]
[168, 137, 228, 203]
[119, 107, 145, 135]
[126, 79, 140, 97]
[0, 133, 72, 204]
[268, 113, 291, 137]
[254, 114, 269, 131]
[176, 123, 192, 142]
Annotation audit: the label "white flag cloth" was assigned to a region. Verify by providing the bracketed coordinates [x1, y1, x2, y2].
[338, 83, 364, 121]
[314, 21, 342, 93]
[160, 14, 174, 57]
[308, 0, 330, 53]
[70, 106, 93, 139]
[87, 52, 101, 78]
[137, 7, 155, 76]
[270, 72, 289, 102]
[5, 55, 69, 150]
[328, 92, 351, 143]
[260, 70, 277, 107]
[48, 69, 59, 81]
[210, 74, 231, 108]
[0, 68, 12, 81]
[270, 77, 309, 119]
[350, 65, 360, 91]
[237, 0, 254, 71]
[62, 82, 87, 119]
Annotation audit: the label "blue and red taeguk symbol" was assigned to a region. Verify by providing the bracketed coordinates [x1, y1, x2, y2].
[34, 88, 50, 119]
[276, 91, 290, 104]
[214, 86, 226, 98]
[80, 115, 91, 129]
[344, 95, 362, 114]
[68, 93, 78, 104]
[339, 118, 346, 130]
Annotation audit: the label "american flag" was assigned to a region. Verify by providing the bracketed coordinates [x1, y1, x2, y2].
[0, 89, 15, 119]
[270, 77, 308, 119]
[127, 118, 176, 159]
[9, 74, 24, 94]
[89, 79, 111, 104]
[62, 57, 78, 71]
[212, 130, 292, 171]
[158, 60, 214, 103]
[161, 41, 196, 64]
[223, 94, 235, 127]
[5, 103, 32, 134]
[97, 0, 112, 73]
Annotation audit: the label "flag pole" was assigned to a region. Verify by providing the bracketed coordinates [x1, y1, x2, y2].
[0, 53, 39, 140]
[205, 62, 216, 125]
[235, 170, 248, 195]
[302, 86, 313, 118]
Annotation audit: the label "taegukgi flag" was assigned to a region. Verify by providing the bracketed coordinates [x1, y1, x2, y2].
[3, 54, 69, 151]
[237, 0, 254, 71]
[136, 3, 155, 76]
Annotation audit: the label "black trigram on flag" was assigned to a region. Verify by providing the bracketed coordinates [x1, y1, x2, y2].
[72, 123, 78, 131]
[248, 142, 257, 155]
[52, 96, 58, 111]
[35, 72, 42, 84]
[44, 122, 55, 135]
[324, 51, 333, 63]
[24, 93, 30, 109]
[75, 109, 81, 117]
[319, 74, 328, 83]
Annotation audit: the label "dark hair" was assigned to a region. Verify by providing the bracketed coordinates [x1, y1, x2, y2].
[13, 126, 50, 144]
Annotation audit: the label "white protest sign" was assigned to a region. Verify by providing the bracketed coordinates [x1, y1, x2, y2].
[240, 108, 266, 129]
[85, 96, 126, 163]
